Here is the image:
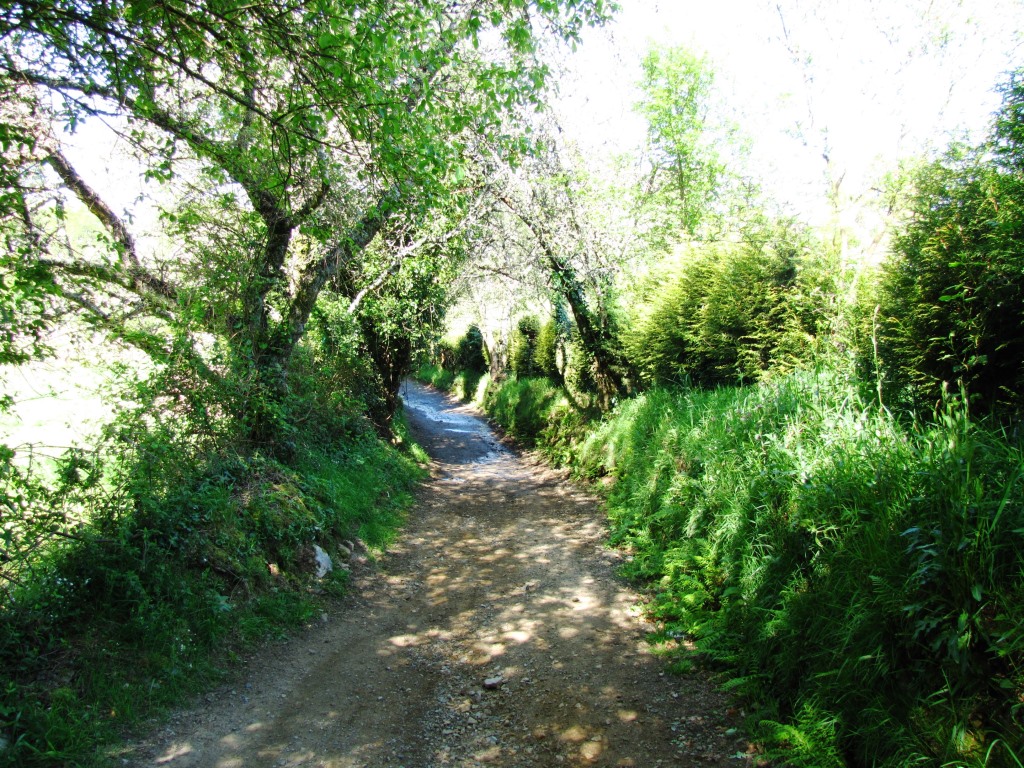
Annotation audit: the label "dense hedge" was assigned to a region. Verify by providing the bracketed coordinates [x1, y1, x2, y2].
[874, 71, 1024, 416]
[625, 221, 832, 389]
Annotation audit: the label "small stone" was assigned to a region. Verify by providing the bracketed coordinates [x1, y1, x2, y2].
[313, 545, 333, 578]
[483, 676, 505, 690]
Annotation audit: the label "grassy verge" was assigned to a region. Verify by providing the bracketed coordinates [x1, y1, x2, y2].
[428, 365, 1024, 767]
[0, 408, 425, 767]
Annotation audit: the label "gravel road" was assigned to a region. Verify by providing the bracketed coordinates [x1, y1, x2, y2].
[121, 381, 750, 767]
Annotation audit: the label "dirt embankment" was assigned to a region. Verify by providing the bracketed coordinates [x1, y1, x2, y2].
[122, 382, 748, 767]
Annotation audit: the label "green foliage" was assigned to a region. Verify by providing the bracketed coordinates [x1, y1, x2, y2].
[455, 325, 488, 375]
[510, 315, 541, 377]
[877, 69, 1024, 416]
[415, 361, 456, 392]
[414, 362, 488, 405]
[435, 324, 487, 376]
[0, 338, 424, 766]
[572, 372, 1024, 767]
[483, 376, 565, 446]
[626, 221, 829, 388]
[562, 333, 600, 406]
[534, 318, 562, 382]
[635, 43, 723, 239]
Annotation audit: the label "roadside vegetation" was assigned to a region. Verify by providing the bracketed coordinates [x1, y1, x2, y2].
[419, 63, 1024, 768]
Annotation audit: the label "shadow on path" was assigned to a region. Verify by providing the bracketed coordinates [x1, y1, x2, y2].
[124, 382, 744, 768]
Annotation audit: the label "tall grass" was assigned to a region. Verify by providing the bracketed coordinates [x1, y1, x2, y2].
[573, 371, 1023, 766]
[483, 376, 565, 446]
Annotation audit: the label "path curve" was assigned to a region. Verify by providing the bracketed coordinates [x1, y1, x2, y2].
[123, 382, 745, 767]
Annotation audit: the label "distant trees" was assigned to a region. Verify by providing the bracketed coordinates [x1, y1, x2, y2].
[635, 44, 723, 241]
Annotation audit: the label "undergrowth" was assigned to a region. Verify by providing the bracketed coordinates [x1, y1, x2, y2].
[580, 372, 1024, 766]
[0, 358, 425, 766]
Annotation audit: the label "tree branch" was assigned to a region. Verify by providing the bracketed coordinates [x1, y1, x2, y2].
[276, 185, 402, 358]
[44, 150, 179, 303]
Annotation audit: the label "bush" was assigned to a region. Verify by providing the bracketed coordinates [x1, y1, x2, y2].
[626, 221, 829, 389]
[877, 146, 1024, 415]
[874, 70, 1024, 417]
[510, 316, 541, 378]
[415, 361, 455, 391]
[562, 334, 600, 408]
[455, 325, 488, 374]
[534, 318, 562, 382]
[574, 372, 1024, 766]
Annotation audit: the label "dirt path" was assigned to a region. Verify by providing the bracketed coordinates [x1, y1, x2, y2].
[122, 382, 747, 767]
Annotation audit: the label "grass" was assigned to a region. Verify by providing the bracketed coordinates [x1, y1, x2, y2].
[574, 371, 1024, 766]
[482, 375, 565, 446]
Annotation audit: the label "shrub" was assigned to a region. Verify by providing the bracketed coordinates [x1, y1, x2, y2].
[876, 70, 1024, 416]
[534, 318, 561, 382]
[626, 221, 828, 389]
[0, 333, 424, 766]
[510, 316, 541, 378]
[562, 333, 600, 408]
[415, 361, 455, 392]
[455, 325, 488, 374]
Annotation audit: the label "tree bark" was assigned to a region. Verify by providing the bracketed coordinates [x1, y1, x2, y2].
[496, 193, 628, 410]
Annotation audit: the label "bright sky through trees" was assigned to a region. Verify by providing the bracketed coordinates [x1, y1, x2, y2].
[557, 0, 1024, 225]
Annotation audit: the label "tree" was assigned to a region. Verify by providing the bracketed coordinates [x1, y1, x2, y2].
[0, 0, 614, 445]
[635, 43, 723, 241]
[495, 146, 631, 409]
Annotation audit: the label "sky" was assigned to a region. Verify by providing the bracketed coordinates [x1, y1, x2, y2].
[60, 0, 1024, 244]
[555, 0, 1024, 228]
